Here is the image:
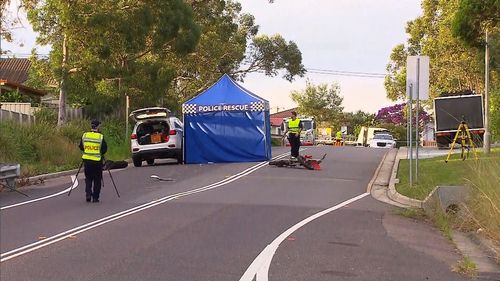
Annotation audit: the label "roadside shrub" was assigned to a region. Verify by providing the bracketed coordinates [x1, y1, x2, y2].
[0, 121, 18, 162]
[59, 119, 88, 142]
[34, 107, 57, 125]
[460, 156, 500, 251]
[0, 117, 132, 177]
[271, 137, 284, 146]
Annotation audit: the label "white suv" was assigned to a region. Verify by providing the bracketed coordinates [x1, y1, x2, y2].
[130, 107, 183, 167]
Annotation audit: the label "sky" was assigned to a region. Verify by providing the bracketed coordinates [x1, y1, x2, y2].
[2, 0, 423, 114]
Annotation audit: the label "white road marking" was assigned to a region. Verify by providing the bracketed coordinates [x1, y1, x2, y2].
[0, 176, 79, 210]
[239, 192, 370, 281]
[1, 152, 293, 262]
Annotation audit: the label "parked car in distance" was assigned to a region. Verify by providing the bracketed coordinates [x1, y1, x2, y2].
[130, 107, 183, 167]
[368, 133, 396, 148]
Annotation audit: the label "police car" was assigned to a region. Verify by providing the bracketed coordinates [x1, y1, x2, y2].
[130, 107, 183, 167]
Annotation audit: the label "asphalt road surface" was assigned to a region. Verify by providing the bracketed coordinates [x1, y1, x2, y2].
[0, 146, 469, 281]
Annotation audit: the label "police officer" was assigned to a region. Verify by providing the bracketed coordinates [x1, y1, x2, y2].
[283, 111, 303, 159]
[335, 130, 343, 146]
[79, 120, 107, 203]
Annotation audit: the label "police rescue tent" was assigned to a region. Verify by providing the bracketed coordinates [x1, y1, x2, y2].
[182, 74, 271, 164]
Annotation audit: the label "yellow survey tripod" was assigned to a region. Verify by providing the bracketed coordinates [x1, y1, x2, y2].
[445, 120, 478, 163]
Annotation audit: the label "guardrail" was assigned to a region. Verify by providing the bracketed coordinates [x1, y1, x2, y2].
[0, 163, 21, 192]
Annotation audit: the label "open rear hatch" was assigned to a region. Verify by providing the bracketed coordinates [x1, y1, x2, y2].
[130, 107, 171, 122]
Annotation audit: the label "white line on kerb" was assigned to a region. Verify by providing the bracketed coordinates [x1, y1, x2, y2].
[239, 192, 370, 281]
[1, 152, 292, 262]
[0, 176, 79, 210]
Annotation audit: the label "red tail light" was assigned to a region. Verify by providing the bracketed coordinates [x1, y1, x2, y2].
[131, 133, 137, 139]
[169, 130, 177, 135]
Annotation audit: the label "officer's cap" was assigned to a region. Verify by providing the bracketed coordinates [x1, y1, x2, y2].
[91, 119, 101, 129]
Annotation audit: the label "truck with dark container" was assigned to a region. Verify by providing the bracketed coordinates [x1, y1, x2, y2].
[433, 93, 484, 148]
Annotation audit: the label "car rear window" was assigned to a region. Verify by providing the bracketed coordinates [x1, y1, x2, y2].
[136, 121, 170, 145]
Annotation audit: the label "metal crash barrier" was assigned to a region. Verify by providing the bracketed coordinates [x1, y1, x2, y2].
[0, 163, 28, 196]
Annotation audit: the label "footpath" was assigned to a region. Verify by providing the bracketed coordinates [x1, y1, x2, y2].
[370, 147, 500, 280]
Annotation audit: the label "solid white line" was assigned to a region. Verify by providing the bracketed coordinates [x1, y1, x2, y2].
[0, 176, 79, 210]
[1, 152, 292, 262]
[239, 192, 370, 281]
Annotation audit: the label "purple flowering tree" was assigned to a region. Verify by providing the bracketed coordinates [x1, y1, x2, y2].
[375, 103, 432, 128]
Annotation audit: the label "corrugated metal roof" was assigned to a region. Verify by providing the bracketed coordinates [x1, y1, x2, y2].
[0, 79, 47, 96]
[0, 58, 32, 83]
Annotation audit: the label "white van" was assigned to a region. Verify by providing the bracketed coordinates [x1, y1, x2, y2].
[281, 116, 316, 146]
[356, 126, 390, 147]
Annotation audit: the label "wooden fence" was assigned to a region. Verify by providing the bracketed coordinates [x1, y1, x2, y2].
[0, 109, 35, 124]
[0, 102, 83, 125]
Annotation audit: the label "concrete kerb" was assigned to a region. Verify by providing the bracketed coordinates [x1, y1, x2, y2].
[386, 147, 423, 208]
[385, 148, 500, 271]
[18, 159, 133, 188]
[26, 168, 80, 184]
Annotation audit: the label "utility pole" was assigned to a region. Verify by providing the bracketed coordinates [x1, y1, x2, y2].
[1, 4, 3, 59]
[483, 29, 491, 155]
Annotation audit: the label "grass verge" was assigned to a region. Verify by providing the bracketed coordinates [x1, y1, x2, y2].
[455, 257, 477, 278]
[395, 148, 500, 253]
[0, 119, 131, 178]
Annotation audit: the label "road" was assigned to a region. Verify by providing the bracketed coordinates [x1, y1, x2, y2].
[0, 146, 469, 281]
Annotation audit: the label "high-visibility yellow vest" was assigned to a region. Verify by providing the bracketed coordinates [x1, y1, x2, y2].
[336, 131, 342, 140]
[82, 132, 103, 161]
[288, 119, 301, 134]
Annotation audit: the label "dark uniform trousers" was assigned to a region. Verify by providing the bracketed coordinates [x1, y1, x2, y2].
[288, 133, 301, 157]
[84, 160, 103, 200]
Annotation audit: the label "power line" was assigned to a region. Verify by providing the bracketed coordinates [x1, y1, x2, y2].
[2, 53, 392, 78]
[305, 68, 388, 78]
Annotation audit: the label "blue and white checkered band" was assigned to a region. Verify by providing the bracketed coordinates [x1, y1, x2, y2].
[183, 102, 268, 114]
[182, 104, 197, 115]
[250, 102, 265, 111]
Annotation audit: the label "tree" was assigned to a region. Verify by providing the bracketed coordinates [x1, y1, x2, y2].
[1, 0, 23, 54]
[452, 0, 499, 47]
[168, 0, 305, 105]
[290, 80, 343, 125]
[23, 0, 201, 124]
[341, 110, 375, 135]
[375, 103, 431, 128]
[385, 0, 485, 102]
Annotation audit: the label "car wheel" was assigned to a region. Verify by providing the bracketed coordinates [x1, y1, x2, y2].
[133, 157, 142, 167]
[146, 159, 154, 165]
[176, 153, 183, 164]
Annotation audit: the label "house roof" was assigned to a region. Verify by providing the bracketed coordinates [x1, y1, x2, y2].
[270, 107, 297, 118]
[0, 80, 47, 97]
[270, 117, 283, 127]
[269, 107, 298, 127]
[0, 58, 31, 83]
[0, 58, 49, 97]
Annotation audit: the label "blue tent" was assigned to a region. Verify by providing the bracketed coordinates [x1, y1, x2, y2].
[182, 74, 272, 164]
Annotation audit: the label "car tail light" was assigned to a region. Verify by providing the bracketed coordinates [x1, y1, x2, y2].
[169, 130, 177, 135]
[131, 133, 137, 139]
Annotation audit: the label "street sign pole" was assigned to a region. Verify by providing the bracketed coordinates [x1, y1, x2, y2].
[407, 55, 429, 187]
[408, 84, 413, 187]
[415, 57, 420, 182]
